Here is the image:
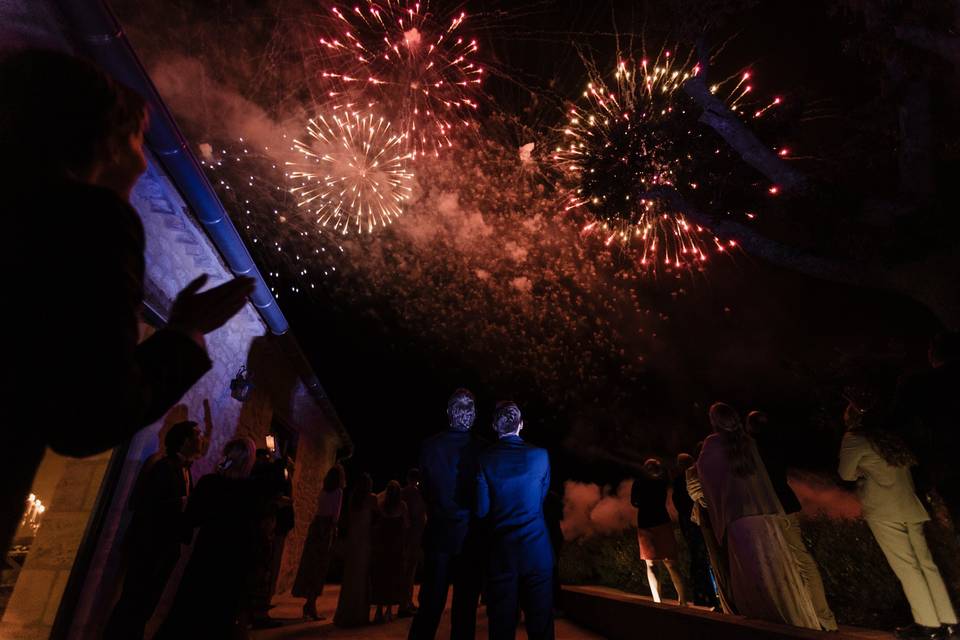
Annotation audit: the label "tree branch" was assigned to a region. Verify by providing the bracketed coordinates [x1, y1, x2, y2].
[641, 186, 960, 325]
[897, 76, 936, 200]
[683, 76, 809, 194]
[640, 186, 881, 288]
[894, 25, 960, 65]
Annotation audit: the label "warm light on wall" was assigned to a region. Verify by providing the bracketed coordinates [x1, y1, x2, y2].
[21, 493, 46, 533]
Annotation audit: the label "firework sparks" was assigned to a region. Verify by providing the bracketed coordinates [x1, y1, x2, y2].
[201, 138, 343, 295]
[552, 50, 777, 269]
[317, 0, 483, 159]
[288, 107, 415, 235]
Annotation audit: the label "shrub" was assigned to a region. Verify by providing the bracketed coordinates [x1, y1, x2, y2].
[558, 515, 952, 630]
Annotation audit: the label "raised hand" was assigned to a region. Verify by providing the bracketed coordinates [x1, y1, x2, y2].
[168, 274, 255, 339]
[202, 399, 214, 434]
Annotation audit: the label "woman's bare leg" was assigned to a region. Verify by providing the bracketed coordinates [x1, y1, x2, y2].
[645, 560, 662, 603]
[663, 558, 689, 606]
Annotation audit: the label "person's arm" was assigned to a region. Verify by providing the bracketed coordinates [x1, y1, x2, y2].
[332, 489, 343, 524]
[540, 453, 551, 507]
[630, 477, 641, 507]
[418, 444, 434, 508]
[180, 476, 211, 543]
[686, 467, 706, 507]
[475, 465, 490, 519]
[45, 198, 251, 457]
[369, 494, 381, 528]
[837, 433, 864, 482]
[200, 398, 214, 456]
[47, 328, 210, 457]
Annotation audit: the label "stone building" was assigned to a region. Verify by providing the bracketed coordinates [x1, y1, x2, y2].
[0, 3, 350, 638]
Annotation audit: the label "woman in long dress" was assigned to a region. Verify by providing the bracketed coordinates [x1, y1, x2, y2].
[293, 464, 345, 620]
[696, 403, 819, 629]
[371, 480, 409, 623]
[630, 458, 688, 605]
[334, 473, 378, 627]
[839, 400, 957, 639]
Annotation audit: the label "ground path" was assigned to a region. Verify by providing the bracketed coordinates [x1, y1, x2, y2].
[252, 585, 895, 640]
[251, 585, 603, 639]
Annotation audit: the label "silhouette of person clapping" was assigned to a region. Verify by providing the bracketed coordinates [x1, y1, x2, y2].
[1, 49, 254, 555]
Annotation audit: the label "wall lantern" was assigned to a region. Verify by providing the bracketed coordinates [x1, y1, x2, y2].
[230, 366, 254, 401]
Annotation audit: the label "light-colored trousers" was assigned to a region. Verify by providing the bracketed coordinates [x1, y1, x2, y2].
[778, 513, 838, 631]
[867, 519, 958, 628]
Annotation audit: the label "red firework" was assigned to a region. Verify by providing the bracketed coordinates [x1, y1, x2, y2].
[317, 0, 483, 159]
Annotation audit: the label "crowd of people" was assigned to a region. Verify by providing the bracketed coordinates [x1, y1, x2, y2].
[291, 391, 557, 640]
[292, 465, 427, 626]
[628, 331, 959, 640]
[101, 418, 295, 638]
[91, 346, 958, 640]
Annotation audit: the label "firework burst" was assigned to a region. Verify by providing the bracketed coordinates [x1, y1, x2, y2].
[316, 0, 483, 159]
[553, 50, 775, 269]
[288, 107, 415, 235]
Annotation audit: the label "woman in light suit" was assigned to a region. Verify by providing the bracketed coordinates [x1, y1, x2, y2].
[839, 400, 957, 640]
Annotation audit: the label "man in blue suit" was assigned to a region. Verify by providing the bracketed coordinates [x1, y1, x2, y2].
[476, 402, 555, 640]
[408, 389, 483, 640]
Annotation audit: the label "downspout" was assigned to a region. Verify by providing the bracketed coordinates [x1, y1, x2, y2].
[53, 0, 289, 335]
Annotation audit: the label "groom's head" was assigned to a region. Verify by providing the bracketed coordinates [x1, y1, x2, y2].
[447, 388, 476, 432]
[493, 401, 522, 437]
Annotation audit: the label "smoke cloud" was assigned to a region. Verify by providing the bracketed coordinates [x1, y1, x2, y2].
[789, 472, 861, 520]
[561, 480, 637, 540]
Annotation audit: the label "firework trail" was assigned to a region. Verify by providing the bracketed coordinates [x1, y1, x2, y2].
[201, 138, 344, 296]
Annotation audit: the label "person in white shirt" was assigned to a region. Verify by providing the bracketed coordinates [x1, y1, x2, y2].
[839, 401, 957, 640]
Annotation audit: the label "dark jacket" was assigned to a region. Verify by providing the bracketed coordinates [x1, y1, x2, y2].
[156, 473, 267, 639]
[3, 179, 211, 553]
[630, 475, 671, 529]
[476, 435, 553, 574]
[891, 362, 960, 501]
[128, 454, 193, 548]
[671, 473, 695, 527]
[419, 429, 480, 554]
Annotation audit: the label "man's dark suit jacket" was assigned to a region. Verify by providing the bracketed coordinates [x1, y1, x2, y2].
[476, 435, 553, 575]
[419, 429, 480, 554]
[3, 179, 211, 554]
[129, 455, 193, 547]
[892, 362, 960, 508]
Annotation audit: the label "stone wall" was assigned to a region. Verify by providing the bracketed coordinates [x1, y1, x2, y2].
[0, 452, 111, 640]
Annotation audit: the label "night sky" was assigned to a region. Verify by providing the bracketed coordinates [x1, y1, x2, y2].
[113, 0, 950, 488]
